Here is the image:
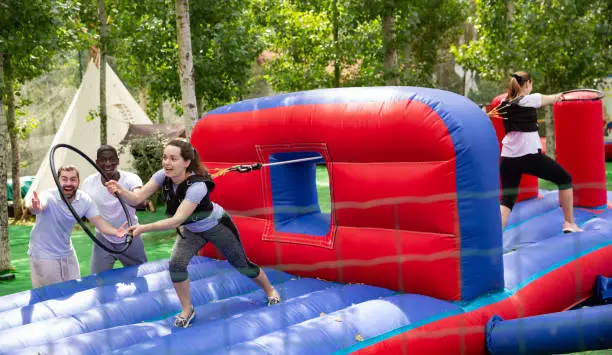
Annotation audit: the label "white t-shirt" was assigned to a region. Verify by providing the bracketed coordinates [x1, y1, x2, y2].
[28, 189, 99, 258]
[81, 171, 142, 243]
[501, 93, 543, 158]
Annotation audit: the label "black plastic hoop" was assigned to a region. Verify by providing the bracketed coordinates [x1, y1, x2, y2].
[560, 89, 604, 101]
[49, 143, 134, 254]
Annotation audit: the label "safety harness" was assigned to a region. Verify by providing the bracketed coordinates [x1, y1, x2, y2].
[499, 96, 539, 133]
[163, 174, 216, 226]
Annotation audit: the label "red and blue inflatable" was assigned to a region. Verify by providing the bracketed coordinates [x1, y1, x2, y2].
[2, 87, 611, 355]
[194, 86, 503, 302]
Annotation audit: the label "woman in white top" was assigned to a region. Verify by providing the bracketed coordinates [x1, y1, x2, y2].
[495, 71, 582, 233]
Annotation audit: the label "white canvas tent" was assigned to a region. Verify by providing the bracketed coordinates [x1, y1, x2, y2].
[24, 61, 152, 202]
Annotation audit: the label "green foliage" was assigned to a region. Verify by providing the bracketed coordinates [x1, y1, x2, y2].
[55, 0, 100, 49]
[254, 0, 467, 92]
[453, 0, 612, 93]
[254, 0, 336, 91]
[190, 0, 265, 111]
[14, 115, 39, 141]
[4, 91, 40, 141]
[127, 135, 165, 206]
[95, 0, 264, 115]
[85, 107, 100, 122]
[467, 78, 506, 106]
[0, 0, 69, 82]
[402, 0, 466, 87]
[110, 0, 179, 117]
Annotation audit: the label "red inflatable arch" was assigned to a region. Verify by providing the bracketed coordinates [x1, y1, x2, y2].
[192, 87, 503, 302]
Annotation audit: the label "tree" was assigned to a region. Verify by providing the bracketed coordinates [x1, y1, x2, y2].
[0, 0, 64, 220]
[256, 0, 466, 92]
[253, 0, 378, 92]
[110, 0, 179, 121]
[453, 0, 612, 156]
[0, 54, 10, 272]
[189, 0, 266, 111]
[98, 0, 108, 144]
[175, 0, 198, 137]
[252, 0, 337, 92]
[382, 1, 399, 85]
[3, 56, 22, 219]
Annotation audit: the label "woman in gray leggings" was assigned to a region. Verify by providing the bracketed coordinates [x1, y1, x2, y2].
[105, 139, 280, 328]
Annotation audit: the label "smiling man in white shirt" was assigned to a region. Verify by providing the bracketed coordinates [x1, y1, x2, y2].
[81, 145, 147, 274]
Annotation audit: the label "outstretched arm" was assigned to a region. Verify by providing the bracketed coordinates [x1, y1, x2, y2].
[127, 200, 198, 237]
[25, 191, 46, 215]
[89, 216, 128, 239]
[541, 93, 563, 106]
[105, 179, 159, 206]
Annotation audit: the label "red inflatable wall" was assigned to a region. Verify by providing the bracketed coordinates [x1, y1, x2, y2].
[191, 87, 505, 302]
[554, 91, 606, 207]
[194, 101, 463, 300]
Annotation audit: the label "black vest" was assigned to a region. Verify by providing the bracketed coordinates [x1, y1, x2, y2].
[163, 174, 215, 225]
[500, 97, 539, 133]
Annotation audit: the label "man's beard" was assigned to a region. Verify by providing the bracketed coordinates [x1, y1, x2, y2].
[106, 171, 119, 180]
[62, 187, 76, 199]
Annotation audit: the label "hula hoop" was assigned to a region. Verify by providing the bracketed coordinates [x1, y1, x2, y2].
[560, 89, 604, 101]
[49, 143, 134, 254]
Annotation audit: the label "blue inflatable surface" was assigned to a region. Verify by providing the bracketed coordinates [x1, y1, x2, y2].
[1, 191, 612, 354]
[0, 257, 463, 355]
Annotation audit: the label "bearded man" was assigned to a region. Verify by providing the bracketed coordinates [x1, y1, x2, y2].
[26, 165, 127, 288]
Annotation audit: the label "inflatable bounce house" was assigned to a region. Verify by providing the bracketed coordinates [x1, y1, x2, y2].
[1, 87, 612, 355]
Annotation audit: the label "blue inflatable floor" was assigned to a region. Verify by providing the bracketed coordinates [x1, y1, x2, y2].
[2, 191, 612, 355]
[0, 257, 463, 355]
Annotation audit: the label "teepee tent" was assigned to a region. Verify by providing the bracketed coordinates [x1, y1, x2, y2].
[25, 60, 152, 202]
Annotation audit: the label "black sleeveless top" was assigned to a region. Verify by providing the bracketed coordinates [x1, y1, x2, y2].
[162, 174, 215, 225]
[499, 96, 539, 133]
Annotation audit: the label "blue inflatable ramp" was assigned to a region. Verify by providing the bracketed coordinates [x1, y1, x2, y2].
[0, 256, 464, 355]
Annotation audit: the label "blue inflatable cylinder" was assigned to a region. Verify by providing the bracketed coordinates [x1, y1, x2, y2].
[595, 275, 612, 303]
[486, 305, 612, 355]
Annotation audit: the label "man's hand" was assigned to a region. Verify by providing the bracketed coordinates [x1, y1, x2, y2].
[29, 191, 45, 214]
[114, 222, 129, 239]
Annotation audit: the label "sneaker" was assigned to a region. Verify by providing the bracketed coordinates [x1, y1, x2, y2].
[563, 222, 583, 234]
[174, 305, 196, 328]
[267, 290, 281, 306]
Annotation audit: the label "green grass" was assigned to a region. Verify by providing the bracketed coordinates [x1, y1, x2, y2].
[0, 206, 177, 297]
[0, 167, 332, 297]
[316, 164, 331, 213]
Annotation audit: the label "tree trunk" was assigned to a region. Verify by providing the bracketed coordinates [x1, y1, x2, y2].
[462, 21, 477, 96]
[0, 54, 11, 271]
[544, 106, 556, 159]
[175, 0, 198, 138]
[4, 56, 22, 220]
[98, 0, 108, 144]
[138, 86, 148, 113]
[331, 0, 340, 88]
[382, 1, 399, 86]
[158, 101, 165, 124]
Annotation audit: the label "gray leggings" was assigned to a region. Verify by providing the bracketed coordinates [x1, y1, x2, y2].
[90, 233, 147, 274]
[169, 215, 261, 282]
